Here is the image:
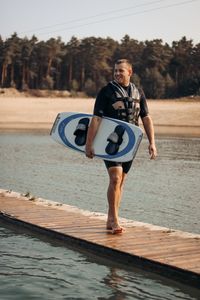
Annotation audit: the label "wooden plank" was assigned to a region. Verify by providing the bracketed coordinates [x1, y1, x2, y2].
[134, 244, 200, 256]
[0, 193, 200, 288]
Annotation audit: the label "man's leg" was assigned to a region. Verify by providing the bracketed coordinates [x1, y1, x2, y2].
[117, 171, 127, 210]
[106, 166, 127, 232]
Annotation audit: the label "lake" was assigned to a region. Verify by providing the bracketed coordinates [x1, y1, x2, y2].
[0, 133, 200, 299]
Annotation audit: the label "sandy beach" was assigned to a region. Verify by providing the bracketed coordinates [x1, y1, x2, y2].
[0, 95, 200, 137]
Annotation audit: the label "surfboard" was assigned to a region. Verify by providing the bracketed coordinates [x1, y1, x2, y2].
[50, 112, 143, 162]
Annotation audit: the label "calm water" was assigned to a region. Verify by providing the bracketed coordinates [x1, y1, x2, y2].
[0, 133, 200, 299]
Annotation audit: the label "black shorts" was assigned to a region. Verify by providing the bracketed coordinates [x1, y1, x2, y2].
[104, 159, 133, 174]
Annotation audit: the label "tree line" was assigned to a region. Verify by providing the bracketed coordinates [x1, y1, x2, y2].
[0, 33, 199, 98]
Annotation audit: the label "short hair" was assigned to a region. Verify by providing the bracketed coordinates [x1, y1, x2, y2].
[115, 59, 132, 70]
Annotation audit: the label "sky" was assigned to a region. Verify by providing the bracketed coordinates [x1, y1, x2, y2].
[1, 0, 200, 45]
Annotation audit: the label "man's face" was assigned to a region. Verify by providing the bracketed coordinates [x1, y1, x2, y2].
[114, 63, 132, 86]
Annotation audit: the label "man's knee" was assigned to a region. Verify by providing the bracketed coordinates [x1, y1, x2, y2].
[109, 170, 123, 187]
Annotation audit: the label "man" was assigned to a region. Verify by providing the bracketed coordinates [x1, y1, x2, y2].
[86, 59, 157, 234]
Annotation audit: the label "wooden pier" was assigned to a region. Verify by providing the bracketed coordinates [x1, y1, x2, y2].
[0, 190, 200, 287]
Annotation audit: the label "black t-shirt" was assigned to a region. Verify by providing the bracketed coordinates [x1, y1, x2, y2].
[93, 83, 149, 121]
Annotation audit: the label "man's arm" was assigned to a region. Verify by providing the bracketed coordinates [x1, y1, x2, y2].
[142, 115, 157, 159]
[85, 116, 102, 158]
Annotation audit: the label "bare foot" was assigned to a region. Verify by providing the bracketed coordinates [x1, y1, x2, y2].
[111, 224, 124, 234]
[106, 218, 125, 234]
[106, 219, 113, 230]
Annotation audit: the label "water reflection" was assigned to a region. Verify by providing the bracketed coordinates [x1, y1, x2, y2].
[1, 222, 200, 300]
[101, 268, 127, 300]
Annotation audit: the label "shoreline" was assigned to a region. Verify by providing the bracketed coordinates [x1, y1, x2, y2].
[0, 124, 199, 138]
[0, 97, 200, 137]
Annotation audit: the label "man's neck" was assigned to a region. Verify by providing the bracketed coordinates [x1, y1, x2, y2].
[114, 80, 130, 88]
[121, 82, 130, 88]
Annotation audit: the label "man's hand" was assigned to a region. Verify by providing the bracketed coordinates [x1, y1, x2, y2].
[85, 116, 102, 159]
[148, 143, 157, 160]
[85, 144, 95, 159]
[142, 115, 157, 160]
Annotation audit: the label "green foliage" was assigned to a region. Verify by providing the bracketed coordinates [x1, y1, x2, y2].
[84, 78, 96, 97]
[0, 34, 199, 98]
[71, 79, 79, 92]
[142, 68, 165, 99]
[41, 75, 54, 90]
